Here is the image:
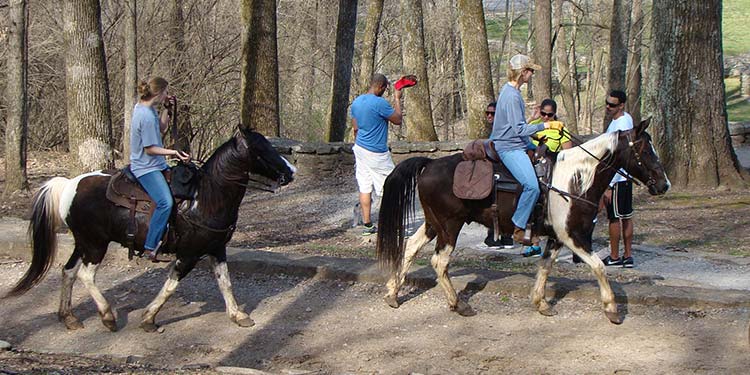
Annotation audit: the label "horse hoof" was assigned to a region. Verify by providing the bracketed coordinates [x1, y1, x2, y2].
[538, 307, 558, 317]
[103, 319, 118, 332]
[605, 311, 623, 325]
[451, 302, 477, 317]
[61, 315, 84, 330]
[140, 321, 160, 333]
[384, 295, 400, 309]
[234, 317, 255, 328]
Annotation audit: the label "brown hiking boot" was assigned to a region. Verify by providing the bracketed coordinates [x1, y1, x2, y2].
[512, 227, 532, 246]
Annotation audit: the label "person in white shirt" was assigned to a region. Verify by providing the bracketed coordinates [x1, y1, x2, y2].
[601, 90, 635, 268]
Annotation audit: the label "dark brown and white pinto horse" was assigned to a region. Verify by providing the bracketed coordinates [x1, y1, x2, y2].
[4, 128, 295, 332]
[377, 119, 669, 323]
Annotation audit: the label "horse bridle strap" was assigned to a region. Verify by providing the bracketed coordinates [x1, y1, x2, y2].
[562, 128, 641, 187]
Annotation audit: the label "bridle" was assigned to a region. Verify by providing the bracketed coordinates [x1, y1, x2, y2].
[541, 129, 653, 207]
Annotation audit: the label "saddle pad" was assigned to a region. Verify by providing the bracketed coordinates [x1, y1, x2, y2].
[453, 159, 493, 200]
[462, 140, 487, 161]
[105, 170, 154, 213]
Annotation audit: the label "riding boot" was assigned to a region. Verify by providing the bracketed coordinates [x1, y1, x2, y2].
[512, 226, 533, 246]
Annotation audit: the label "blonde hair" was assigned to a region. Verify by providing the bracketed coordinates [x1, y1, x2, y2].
[506, 67, 524, 82]
[137, 77, 169, 100]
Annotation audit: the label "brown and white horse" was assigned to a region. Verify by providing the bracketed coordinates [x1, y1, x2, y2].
[4, 128, 295, 332]
[376, 119, 669, 323]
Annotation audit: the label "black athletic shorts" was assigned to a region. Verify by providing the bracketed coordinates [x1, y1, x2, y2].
[606, 181, 633, 220]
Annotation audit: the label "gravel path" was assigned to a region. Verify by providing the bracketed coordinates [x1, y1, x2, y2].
[0, 259, 748, 374]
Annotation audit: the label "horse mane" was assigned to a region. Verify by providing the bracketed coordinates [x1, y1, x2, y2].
[195, 137, 248, 217]
[554, 132, 619, 194]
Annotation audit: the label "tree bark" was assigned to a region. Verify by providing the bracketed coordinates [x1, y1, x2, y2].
[400, 0, 438, 141]
[62, 0, 115, 173]
[625, 0, 643, 126]
[5, 0, 29, 194]
[325, 0, 357, 142]
[531, 0, 551, 104]
[123, 0, 137, 161]
[553, 0, 577, 133]
[357, 0, 384, 93]
[457, 0, 495, 138]
[240, 0, 280, 136]
[651, 0, 746, 188]
[603, 0, 631, 130]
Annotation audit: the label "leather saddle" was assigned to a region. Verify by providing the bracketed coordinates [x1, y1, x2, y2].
[105, 166, 174, 259]
[453, 140, 521, 200]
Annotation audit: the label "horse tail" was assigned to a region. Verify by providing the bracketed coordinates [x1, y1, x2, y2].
[376, 157, 432, 273]
[5, 177, 69, 298]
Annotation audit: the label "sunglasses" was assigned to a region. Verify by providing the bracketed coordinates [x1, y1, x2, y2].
[606, 101, 620, 108]
[540, 111, 555, 117]
[485, 111, 495, 116]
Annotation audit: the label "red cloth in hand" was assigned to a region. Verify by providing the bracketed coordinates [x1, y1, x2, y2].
[394, 75, 417, 90]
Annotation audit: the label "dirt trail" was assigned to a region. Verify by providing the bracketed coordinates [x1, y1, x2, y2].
[0, 260, 748, 374]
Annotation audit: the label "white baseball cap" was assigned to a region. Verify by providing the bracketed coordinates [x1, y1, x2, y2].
[509, 54, 542, 71]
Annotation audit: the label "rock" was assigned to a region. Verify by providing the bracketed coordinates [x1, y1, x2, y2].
[0, 339, 11, 350]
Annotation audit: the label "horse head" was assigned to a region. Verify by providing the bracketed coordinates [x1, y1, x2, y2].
[235, 127, 296, 188]
[620, 117, 670, 195]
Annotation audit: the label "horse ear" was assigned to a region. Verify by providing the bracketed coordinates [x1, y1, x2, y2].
[636, 116, 652, 135]
[234, 128, 249, 149]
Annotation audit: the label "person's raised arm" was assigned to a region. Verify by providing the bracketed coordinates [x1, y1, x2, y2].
[387, 89, 403, 125]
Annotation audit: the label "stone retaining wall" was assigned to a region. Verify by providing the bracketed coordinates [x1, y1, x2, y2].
[272, 122, 750, 176]
[269, 138, 467, 177]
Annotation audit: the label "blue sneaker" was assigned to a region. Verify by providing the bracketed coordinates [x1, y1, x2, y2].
[522, 245, 542, 257]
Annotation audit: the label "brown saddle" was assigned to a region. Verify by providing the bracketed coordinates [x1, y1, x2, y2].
[105, 167, 173, 259]
[453, 140, 521, 200]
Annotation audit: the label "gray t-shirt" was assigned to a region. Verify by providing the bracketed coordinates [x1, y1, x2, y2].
[129, 103, 168, 177]
[491, 83, 545, 152]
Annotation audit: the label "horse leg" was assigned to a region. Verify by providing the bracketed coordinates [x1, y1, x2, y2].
[76, 260, 117, 331]
[384, 223, 435, 308]
[432, 220, 474, 317]
[140, 257, 198, 332]
[208, 255, 255, 328]
[531, 239, 562, 316]
[58, 253, 83, 330]
[570, 247, 621, 324]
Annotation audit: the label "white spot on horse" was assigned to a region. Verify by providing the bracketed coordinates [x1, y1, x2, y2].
[59, 171, 109, 225]
[283, 156, 297, 175]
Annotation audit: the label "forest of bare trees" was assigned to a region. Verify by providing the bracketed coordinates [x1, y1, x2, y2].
[0, 0, 745, 190]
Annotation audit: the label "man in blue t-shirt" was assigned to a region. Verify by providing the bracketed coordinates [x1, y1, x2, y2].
[351, 73, 402, 235]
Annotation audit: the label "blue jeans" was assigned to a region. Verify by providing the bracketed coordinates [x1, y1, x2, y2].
[137, 170, 173, 251]
[499, 149, 539, 229]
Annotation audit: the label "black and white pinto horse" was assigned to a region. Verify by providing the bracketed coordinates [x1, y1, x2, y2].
[4, 128, 296, 332]
[377, 119, 670, 323]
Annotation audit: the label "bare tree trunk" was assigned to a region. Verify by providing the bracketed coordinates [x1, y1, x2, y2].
[651, 0, 746, 188]
[63, 0, 115, 173]
[603, 0, 631, 130]
[122, 0, 137, 160]
[5, 0, 29, 194]
[457, 0, 495, 138]
[496, 0, 514, 91]
[357, 0, 384, 93]
[531, 0, 551, 104]
[526, 1, 534, 100]
[240, 0, 280, 136]
[553, 0, 577, 132]
[400, 0, 438, 141]
[325, 0, 357, 142]
[625, 0, 643, 126]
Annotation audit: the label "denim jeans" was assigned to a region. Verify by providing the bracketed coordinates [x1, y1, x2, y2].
[137, 170, 173, 251]
[499, 149, 539, 229]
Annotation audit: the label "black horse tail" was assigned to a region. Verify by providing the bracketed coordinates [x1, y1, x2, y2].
[5, 177, 69, 298]
[376, 157, 433, 273]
